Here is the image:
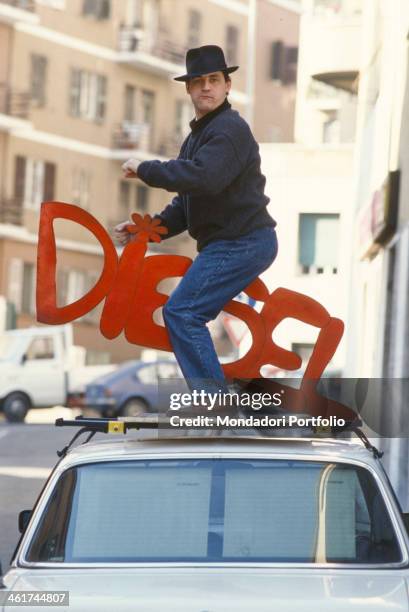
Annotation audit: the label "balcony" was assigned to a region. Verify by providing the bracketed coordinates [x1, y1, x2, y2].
[0, 83, 30, 118]
[112, 121, 152, 151]
[0, 83, 31, 131]
[0, 197, 23, 225]
[302, 3, 362, 93]
[117, 25, 186, 77]
[0, 0, 38, 25]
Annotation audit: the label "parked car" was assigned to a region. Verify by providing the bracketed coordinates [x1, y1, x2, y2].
[85, 359, 183, 417]
[2, 421, 409, 611]
[0, 325, 116, 422]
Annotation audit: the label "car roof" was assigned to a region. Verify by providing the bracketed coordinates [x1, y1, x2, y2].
[57, 434, 378, 471]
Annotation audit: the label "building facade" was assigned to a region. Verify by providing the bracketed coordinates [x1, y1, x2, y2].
[0, 0, 299, 364]
[343, 0, 409, 508]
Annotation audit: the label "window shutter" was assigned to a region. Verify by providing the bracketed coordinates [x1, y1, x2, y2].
[57, 268, 69, 307]
[136, 184, 148, 212]
[83, 271, 100, 323]
[82, 0, 95, 16]
[22, 262, 36, 315]
[271, 41, 284, 80]
[69, 68, 81, 117]
[96, 75, 107, 122]
[43, 162, 56, 201]
[7, 258, 23, 314]
[119, 180, 131, 217]
[98, 0, 110, 19]
[283, 46, 299, 85]
[226, 25, 239, 65]
[30, 54, 47, 106]
[187, 10, 201, 48]
[14, 156, 26, 201]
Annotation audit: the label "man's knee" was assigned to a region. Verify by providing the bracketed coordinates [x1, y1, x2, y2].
[163, 296, 207, 328]
[163, 296, 185, 326]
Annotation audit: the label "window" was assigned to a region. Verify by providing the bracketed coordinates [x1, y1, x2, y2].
[298, 213, 340, 274]
[323, 112, 341, 143]
[7, 259, 36, 315]
[271, 41, 298, 84]
[7, 259, 23, 313]
[82, 0, 110, 19]
[271, 40, 284, 80]
[57, 269, 99, 323]
[83, 271, 100, 324]
[292, 343, 315, 365]
[26, 336, 55, 360]
[119, 181, 148, 217]
[30, 54, 47, 107]
[69, 69, 107, 122]
[24, 160, 44, 210]
[22, 262, 36, 315]
[22, 159, 55, 210]
[95, 75, 107, 122]
[135, 184, 148, 213]
[175, 100, 191, 140]
[226, 25, 239, 65]
[26, 460, 402, 564]
[119, 180, 131, 218]
[141, 90, 154, 126]
[157, 362, 181, 379]
[137, 364, 157, 384]
[56, 268, 69, 308]
[72, 168, 91, 209]
[187, 9, 201, 48]
[124, 84, 136, 122]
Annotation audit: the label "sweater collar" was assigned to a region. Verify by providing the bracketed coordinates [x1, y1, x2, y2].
[189, 97, 231, 133]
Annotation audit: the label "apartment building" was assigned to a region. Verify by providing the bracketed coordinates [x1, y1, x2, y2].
[253, 0, 301, 142]
[0, 0, 300, 364]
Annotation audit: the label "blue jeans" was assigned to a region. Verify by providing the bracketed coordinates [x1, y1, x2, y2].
[163, 226, 278, 392]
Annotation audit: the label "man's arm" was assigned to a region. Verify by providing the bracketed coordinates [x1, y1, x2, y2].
[137, 131, 246, 196]
[154, 194, 187, 239]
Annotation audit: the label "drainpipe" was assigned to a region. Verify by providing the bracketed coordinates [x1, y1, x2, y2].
[246, 0, 257, 128]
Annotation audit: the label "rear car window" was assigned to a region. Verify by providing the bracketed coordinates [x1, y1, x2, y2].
[25, 459, 402, 564]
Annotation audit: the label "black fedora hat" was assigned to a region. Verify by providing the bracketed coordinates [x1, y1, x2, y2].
[174, 45, 239, 82]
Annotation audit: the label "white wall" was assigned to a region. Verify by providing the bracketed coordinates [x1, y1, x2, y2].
[239, 143, 355, 374]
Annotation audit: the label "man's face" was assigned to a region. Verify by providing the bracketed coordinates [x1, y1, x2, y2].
[186, 71, 231, 119]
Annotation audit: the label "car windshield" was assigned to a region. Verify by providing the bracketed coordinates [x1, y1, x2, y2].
[26, 459, 402, 565]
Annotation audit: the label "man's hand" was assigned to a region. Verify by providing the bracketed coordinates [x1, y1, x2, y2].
[122, 158, 139, 179]
[113, 220, 134, 247]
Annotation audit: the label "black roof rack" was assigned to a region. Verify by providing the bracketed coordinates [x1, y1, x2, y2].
[55, 415, 383, 459]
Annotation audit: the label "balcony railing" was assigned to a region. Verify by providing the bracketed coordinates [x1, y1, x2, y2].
[118, 25, 187, 65]
[0, 197, 23, 225]
[0, 0, 35, 11]
[0, 84, 30, 119]
[112, 121, 152, 151]
[313, 0, 362, 17]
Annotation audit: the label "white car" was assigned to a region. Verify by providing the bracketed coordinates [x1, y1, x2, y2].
[1, 420, 409, 611]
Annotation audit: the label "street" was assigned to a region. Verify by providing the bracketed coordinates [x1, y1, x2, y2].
[0, 408, 100, 572]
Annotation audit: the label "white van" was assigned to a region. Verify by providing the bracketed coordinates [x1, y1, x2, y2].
[0, 324, 115, 422]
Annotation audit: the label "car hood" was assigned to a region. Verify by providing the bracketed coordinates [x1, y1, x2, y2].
[4, 568, 409, 611]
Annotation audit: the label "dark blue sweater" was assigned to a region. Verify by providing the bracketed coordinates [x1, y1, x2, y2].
[137, 98, 276, 251]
